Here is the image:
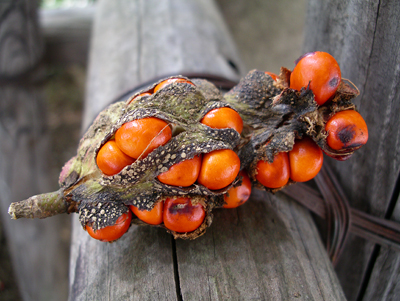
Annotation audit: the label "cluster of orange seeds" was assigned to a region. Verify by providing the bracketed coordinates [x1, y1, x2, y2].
[254, 51, 368, 190]
[87, 175, 253, 241]
[256, 137, 323, 189]
[86, 196, 207, 241]
[88, 78, 251, 241]
[86, 52, 368, 242]
[97, 78, 243, 191]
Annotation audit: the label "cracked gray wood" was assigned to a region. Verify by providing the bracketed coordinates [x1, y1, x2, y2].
[303, 0, 400, 300]
[69, 0, 345, 300]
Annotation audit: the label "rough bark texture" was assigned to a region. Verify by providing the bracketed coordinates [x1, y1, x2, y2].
[0, 0, 69, 300]
[303, 0, 400, 300]
[69, 0, 345, 300]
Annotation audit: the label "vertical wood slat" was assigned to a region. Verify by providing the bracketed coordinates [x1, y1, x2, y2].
[0, 0, 69, 300]
[303, 0, 400, 300]
[364, 194, 400, 300]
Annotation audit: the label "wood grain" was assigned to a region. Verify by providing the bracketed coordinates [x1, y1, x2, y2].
[69, 221, 177, 301]
[176, 190, 345, 300]
[303, 0, 400, 300]
[0, 0, 69, 300]
[363, 194, 400, 300]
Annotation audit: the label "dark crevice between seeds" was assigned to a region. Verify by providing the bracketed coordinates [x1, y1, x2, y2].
[171, 124, 186, 137]
[171, 236, 183, 301]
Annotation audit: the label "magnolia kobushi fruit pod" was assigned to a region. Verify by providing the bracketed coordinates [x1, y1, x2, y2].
[8, 53, 369, 241]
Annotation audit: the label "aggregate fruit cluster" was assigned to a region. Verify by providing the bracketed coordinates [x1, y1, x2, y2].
[8, 52, 368, 242]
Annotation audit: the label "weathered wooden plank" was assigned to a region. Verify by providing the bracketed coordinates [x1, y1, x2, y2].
[0, 0, 69, 300]
[303, 0, 400, 300]
[69, 222, 177, 301]
[176, 190, 345, 300]
[363, 194, 400, 300]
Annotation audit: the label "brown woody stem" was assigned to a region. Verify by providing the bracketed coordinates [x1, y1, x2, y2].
[8, 189, 67, 219]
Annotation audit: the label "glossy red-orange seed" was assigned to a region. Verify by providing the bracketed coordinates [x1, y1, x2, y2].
[256, 152, 290, 188]
[290, 51, 341, 105]
[163, 197, 205, 233]
[201, 107, 243, 134]
[86, 211, 132, 242]
[325, 110, 368, 150]
[115, 117, 172, 159]
[223, 171, 252, 208]
[130, 202, 163, 225]
[154, 78, 194, 93]
[96, 140, 135, 176]
[289, 137, 323, 182]
[197, 149, 240, 190]
[157, 155, 202, 187]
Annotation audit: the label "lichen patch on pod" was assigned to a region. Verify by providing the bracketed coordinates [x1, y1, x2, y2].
[79, 201, 129, 231]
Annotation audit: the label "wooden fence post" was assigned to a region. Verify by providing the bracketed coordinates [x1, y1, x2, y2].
[69, 0, 346, 299]
[0, 0, 69, 299]
[303, 0, 400, 300]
